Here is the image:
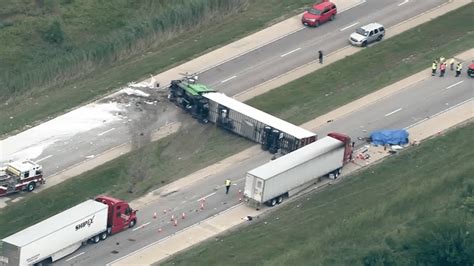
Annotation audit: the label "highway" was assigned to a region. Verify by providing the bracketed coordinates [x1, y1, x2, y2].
[0, 0, 446, 195]
[59, 62, 473, 265]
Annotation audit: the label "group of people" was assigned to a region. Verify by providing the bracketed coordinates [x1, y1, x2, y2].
[432, 56, 463, 77]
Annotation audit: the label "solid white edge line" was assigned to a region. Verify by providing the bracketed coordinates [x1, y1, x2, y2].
[281, 47, 301, 57]
[445, 80, 464, 89]
[340, 22, 359, 31]
[36, 155, 53, 163]
[66, 252, 85, 261]
[384, 108, 403, 117]
[221, 75, 237, 83]
[404, 97, 474, 129]
[106, 203, 244, 266]
[398, 0, 409, 6]
[98, 128, 116, 136]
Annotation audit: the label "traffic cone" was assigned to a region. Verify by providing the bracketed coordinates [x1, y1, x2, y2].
[171, 214, 175, 221]
[182, 212, 186, 219]
[153, 212, 157, 219]
[173, 219, 178, 227]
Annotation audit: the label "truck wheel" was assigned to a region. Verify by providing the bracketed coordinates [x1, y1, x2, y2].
[277, 196, 284, 204]
[100, 232, 108, 240]
[270, 198, 277, 207]
[129, 219, 136, 228]
[92, 235, 100, 244]
[26, 182, 36, 192]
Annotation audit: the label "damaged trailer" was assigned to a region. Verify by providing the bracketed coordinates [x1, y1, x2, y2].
[168, 79, 316, 154]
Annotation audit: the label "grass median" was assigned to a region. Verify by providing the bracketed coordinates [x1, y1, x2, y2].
[0, 0, 315, 136]
[162, 123, 474, 266]
[1, 4, 473, 238]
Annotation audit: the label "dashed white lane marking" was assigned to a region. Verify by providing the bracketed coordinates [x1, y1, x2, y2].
[66, 252, 85, 261]
[197, 191, 217, 202]
[36, 155, 53, 162]
[398, 0, 409, 6]
[221, 75, 237, 83]
[445, 80, 464, 90]
[340, 22, 359, 31]
[281, 47, 301, 57]
[384, 108, 403, 117]
[98, 128, 115, 136]
[132, 221, 151, 231]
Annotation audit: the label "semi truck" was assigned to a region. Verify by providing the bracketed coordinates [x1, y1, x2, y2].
[0, 196, 137, 266]
[244, 132, 352, 207]
[0, 160, 44, 197]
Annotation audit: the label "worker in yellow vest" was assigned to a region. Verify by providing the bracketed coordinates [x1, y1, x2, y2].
[225, 179, 232, 194]
[431, 60, 438, 76]
[455, 62, 463, 77]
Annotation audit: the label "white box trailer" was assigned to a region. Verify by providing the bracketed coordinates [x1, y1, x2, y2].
[244, 133, 352, 206]
[0, 200, 108, 266]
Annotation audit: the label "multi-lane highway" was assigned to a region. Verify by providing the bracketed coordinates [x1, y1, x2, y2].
[59, 61, 473, 265]
[0, 0, 446, 191]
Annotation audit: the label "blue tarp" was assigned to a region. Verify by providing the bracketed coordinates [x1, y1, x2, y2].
[370, 129, 409, 146]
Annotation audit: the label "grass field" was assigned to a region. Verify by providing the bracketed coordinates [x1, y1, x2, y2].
[162, 123, 474, 266]
[1, 4, 473, 238]
[0, 0, 315, 136]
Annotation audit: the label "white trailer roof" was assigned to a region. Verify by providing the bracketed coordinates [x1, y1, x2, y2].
[3, 200, 107, 247]
[7, 160, 41, 172]
[248, 136, 343, 180]
[203, 92, 315, 139]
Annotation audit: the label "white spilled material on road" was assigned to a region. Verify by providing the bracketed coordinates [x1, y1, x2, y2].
[0, 102, 124, 163]
[118, 87, 150, 98]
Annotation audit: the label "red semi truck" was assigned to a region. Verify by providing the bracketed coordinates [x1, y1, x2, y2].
[0, 196, 137, 266]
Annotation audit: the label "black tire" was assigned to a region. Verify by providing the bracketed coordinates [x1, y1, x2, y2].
[362, 41, 368, 47]
[315, 21, 320, 27]
[377, 35, 383, 41]
[269, 198, 277, 207]
[26, 182, 36, 192]
[129, 219, 136, 228]
[92, 235, 100, 244]
[330, 14, 335, 21]
[100, 232, 108, 240]
[277, 196, 284, 204]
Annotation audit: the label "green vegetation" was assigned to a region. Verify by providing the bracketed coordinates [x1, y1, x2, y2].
[1, 3, 473, 241]
[247, 3, 474, 124]
[163, 123, 474, 266]
[0, 0, 315, 136]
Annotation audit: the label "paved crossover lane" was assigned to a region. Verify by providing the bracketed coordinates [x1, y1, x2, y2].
[59, 62, 473, 266]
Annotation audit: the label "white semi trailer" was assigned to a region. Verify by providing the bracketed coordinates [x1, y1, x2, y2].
[0, 196, 137, 266]
[244, 133, 353, 206]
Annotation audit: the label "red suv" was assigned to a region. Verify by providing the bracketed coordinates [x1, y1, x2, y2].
[302, 1, 337, 27]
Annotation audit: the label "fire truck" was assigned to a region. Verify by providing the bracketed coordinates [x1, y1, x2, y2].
[0, 160, 44, 197]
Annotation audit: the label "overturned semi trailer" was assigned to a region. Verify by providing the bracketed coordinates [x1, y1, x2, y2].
[203, 92, 317, 154]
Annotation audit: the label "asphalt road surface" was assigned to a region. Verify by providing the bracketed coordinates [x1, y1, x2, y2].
[59, 63, 473, 266]
[0, 0, 447, 192]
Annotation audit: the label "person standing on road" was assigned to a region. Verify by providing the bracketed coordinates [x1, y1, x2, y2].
[439, 62, 446, 77]
[455, 62, 463, 77]
[431, 60, 438, 76]
[225, 179, 232, 194]
[449, 58, 456, 71]
[318, 50, 323, 64]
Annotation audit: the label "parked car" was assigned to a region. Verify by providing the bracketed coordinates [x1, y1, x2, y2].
[467, 62, 474, 77]
[302, 1, 337, 27]
[349, 23, 385, 47]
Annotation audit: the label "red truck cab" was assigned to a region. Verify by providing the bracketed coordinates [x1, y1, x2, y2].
[327, 132, 353, 164]
[95, 195, 137, 234]
[302, 1, 337, 27]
